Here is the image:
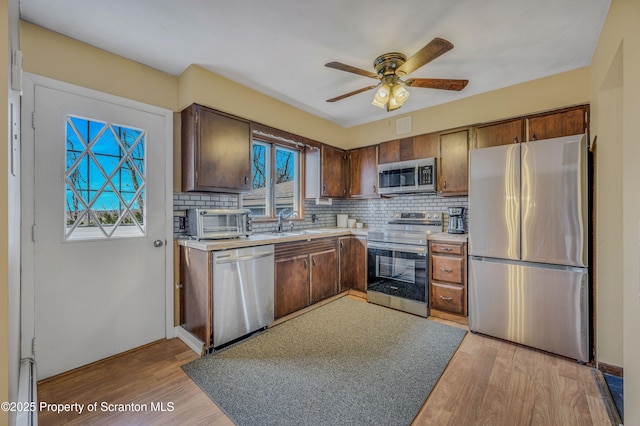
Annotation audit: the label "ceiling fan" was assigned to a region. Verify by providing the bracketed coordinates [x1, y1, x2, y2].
[325, 37, 468, 111]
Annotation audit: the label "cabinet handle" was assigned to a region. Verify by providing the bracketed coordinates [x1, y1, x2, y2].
[373, 185, 376, 193]
[340, 241, 344, 250]
[312, 258, 316, 267]
[439, 267, 453, 273]
[323, 183, 327, 192]
[440, 296, 453, 302]
[304, 260, 308, 269]
[443, 180, 447, 189]
[532, 133, 537, 141]
[439, 247, 453, 251]
[514, 136, 519, 143]
[245, 176, 249, 184]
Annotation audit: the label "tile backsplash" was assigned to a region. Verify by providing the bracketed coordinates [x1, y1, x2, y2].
[174, 192, 469, 236]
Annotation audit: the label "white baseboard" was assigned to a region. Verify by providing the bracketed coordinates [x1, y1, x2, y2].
[174, 326, 204, 356]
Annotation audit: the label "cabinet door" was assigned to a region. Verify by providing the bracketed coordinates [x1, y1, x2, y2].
[475, 119, 524, 149]
[321, 145, 347, 198]
[339, 237, 352, 292]
[409, 133, 439, 159]
[378, 139, 400, 164]
[275, 255, 310, 319]
[180, 247, 211, 345]
[439, 129, 469, 195]
[349, 145, 378, 197]
[197, 107, 252, 192]
[310, 249, 338, 303]
[351, 236, 367, 292]
[527, 106, 588, 141]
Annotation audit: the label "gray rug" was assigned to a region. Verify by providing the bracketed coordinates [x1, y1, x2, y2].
[182, 297, 466, 426]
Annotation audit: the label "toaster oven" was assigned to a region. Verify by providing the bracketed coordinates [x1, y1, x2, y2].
[186, 208, 252, 240]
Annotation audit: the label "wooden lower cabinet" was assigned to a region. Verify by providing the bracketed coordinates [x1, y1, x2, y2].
[339, 235, 367, 293]
[275, 237, 339, 319]
[274, 254, 310, 319]
[429, 240, 468, 324]
[310, 249, 338, 303]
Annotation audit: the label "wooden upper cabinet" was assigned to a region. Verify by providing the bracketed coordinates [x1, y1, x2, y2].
[410, 133, 439, 159]
[475, 119, 524, 149]
[181, 104, 252, 193]
[378, 139, 400, 164]
[526, 105, 589, 141]
[349, 145, 378, 198]
[321, 145, 347, 198]
[378, 134, 438, 164]
[439, 129, 469, 196]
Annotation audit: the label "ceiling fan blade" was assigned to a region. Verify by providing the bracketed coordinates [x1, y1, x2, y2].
[326, 85, 378, 102]
[405, 78, 468, 91]
[397, 38, 454, 76]
[325, 62, 379, 79]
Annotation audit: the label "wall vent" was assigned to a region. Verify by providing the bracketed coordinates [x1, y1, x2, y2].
[396, 116, 412, 135]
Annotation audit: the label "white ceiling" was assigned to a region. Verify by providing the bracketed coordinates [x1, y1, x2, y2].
[20, 0, 610, 128]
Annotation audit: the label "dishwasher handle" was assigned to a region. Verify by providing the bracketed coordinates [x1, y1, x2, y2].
[215, 251, 274, 264]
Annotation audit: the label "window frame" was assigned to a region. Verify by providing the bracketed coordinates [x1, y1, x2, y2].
[243, 136, 305, 222]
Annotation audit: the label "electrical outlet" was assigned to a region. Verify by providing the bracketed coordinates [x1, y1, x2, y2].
[179, 216, 186, 230]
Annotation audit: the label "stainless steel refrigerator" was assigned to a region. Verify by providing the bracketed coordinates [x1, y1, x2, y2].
[468, 134, 589, 361]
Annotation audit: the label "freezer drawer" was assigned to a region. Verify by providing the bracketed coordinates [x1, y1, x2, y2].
[469, 257, 589, 361]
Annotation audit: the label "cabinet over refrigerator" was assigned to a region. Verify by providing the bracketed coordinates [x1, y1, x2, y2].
[468, 134, 589, 361]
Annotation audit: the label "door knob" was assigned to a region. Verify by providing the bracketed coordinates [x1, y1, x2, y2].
[153, 239, 164, 247]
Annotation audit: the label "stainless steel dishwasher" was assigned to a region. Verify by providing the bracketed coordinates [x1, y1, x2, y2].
[212, 244, 275, 348]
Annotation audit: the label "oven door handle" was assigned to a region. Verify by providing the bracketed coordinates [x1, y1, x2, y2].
[367, 241, 427, 255]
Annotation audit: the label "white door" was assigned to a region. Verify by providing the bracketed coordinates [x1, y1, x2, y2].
[28, 82, 170, 379]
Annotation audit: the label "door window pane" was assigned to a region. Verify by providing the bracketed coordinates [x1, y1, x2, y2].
[65, 115, 146, 240]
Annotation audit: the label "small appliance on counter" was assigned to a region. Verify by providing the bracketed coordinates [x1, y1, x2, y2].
[447, 207, 466, 234]
[186, 208, 252, 240]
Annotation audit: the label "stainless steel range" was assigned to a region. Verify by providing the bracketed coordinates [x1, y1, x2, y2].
[367, 212, 443, 317]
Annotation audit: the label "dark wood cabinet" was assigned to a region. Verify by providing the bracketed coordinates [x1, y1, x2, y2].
[310, 249, 338, 303]
[429, 240, 467, 324]
[475, 119, 524, 149]
[321, 145, 347, 198]
[349, 145, 378, 197]
[180, 246, 211, 352]
[526, 105, 589, 141]
[274, 254, 310, 319]
[274, 237, 339, 319]
[338, 235, 367, 293]
[439, 129, 469, 196]
[378, 133, 439, 164]
[181, 103, 252, 193]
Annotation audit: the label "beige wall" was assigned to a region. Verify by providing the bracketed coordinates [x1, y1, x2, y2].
[20, 21, 178, 112]
[345, 67, 590, 149]
[1, 0, 9, 425]
[591, 0, 640, 423]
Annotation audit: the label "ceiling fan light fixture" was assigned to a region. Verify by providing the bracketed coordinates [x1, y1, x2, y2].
[392, 83, 410, 103]
[372, 83, 391, 109]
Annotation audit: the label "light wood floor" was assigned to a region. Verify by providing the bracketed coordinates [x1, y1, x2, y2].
[38, 321, 614, 425]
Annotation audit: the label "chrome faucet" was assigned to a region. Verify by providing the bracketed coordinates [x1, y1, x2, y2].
[277, 210, 299, 232]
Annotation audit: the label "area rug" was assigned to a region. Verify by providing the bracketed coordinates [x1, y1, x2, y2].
[182, 297, 467, 426]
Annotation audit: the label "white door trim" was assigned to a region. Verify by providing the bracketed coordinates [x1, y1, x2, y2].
[20, 73, 175, 359]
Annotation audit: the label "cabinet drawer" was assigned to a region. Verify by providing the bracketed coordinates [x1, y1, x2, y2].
[431, 282, 465, 315]
[431, 242, 464, 255]
[432, 255, 463, 283]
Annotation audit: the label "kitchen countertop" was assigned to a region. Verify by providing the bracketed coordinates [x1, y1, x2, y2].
[177, 227, 369, 251]
[428, 232, 469, 243]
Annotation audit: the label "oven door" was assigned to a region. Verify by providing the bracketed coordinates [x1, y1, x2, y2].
[367, 241, 428, 305]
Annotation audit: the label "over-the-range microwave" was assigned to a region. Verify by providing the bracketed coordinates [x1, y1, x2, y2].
[378, 157, 437, 195]
[187, 208, 252, 240]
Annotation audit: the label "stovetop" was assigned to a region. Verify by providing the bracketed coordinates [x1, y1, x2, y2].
[367, 212, 443, 245]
